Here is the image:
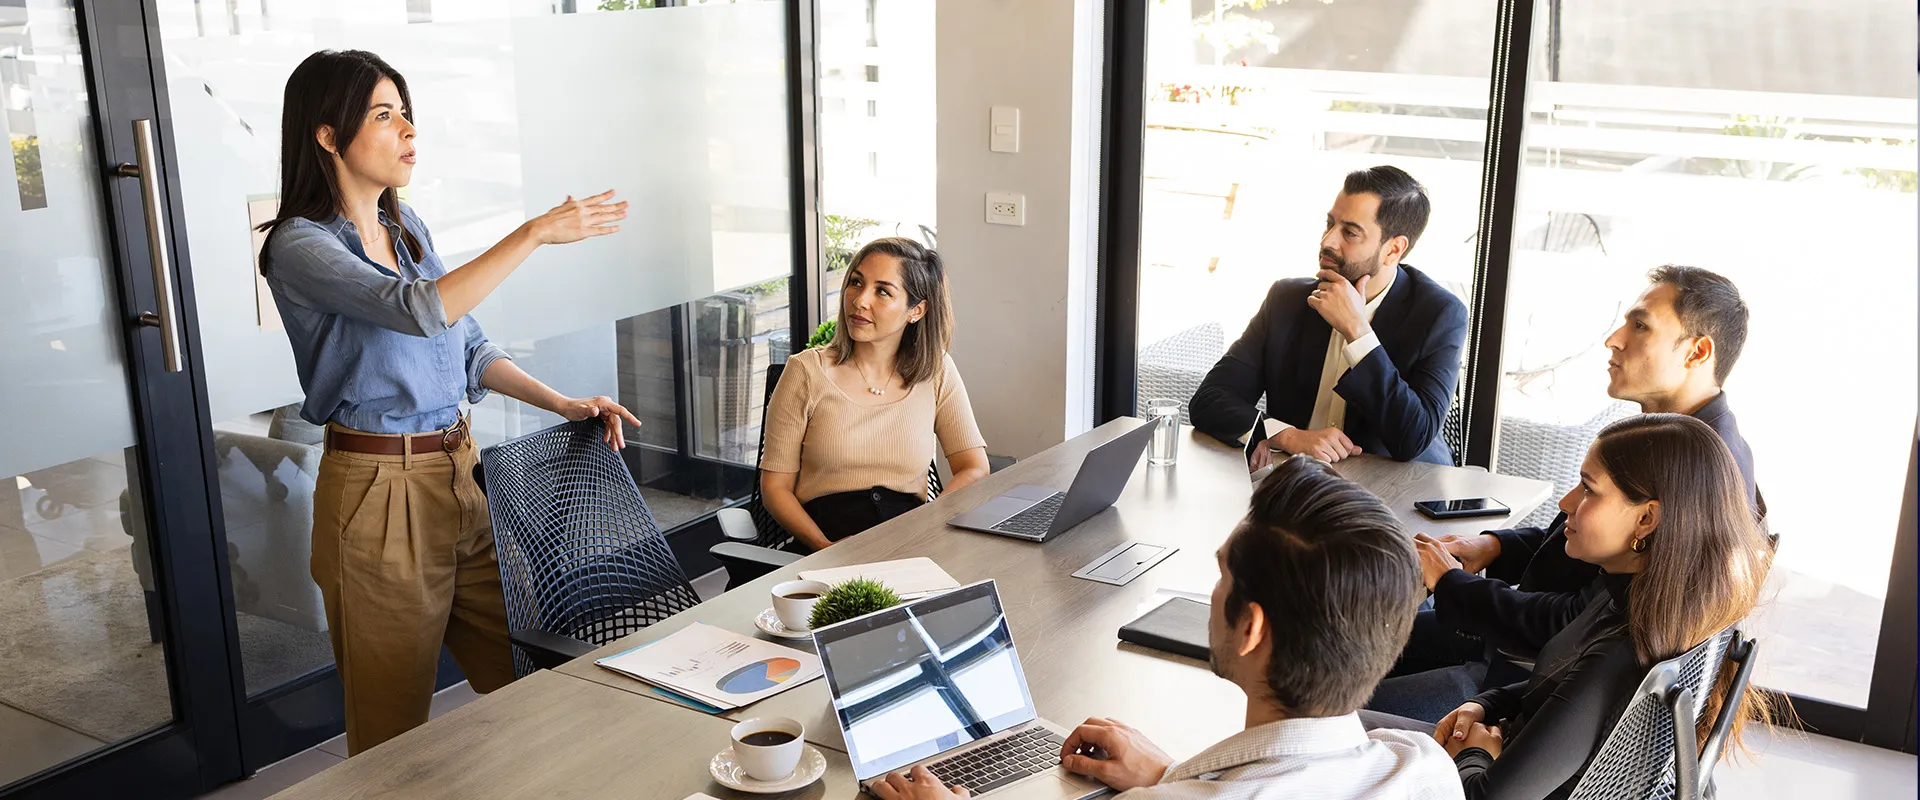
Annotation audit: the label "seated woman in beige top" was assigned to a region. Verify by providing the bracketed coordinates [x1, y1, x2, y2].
[760, 238, 989, 551]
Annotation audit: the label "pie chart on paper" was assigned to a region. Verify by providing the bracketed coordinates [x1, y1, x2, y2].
[717, 657, 803, 695]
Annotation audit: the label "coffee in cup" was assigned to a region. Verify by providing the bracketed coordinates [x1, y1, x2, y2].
[771, 579, 831, 632]
[731, 716, 805, 781]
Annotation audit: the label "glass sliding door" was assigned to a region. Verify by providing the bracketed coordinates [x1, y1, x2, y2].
[2, 1, 244, 797]
[0, 2, 178, 786]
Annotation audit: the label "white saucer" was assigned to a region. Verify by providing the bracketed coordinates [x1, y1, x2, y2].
[710, 744, 827, 794]
[754, 607, 814, 640]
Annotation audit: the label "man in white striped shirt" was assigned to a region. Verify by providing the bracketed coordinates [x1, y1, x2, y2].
[871, 457, 1463, 800]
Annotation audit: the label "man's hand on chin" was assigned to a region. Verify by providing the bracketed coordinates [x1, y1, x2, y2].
[1307, 269, 1372, 341]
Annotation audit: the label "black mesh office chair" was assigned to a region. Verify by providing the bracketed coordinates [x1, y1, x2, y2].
[709, 361, 944, 589]
[1570, 627, 1757, 800]
[480, 418, 700, 675]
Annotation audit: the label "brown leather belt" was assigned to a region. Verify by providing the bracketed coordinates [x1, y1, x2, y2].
[327, 417, 470, 456]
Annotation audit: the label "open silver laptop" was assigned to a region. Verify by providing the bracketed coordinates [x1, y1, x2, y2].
[947, 422, 1156, 542]
[812, 580, 1106, 800]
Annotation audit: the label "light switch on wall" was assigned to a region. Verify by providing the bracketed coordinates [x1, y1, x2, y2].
[986, 192, 1025, 226]
[990, 106, 1019, 153]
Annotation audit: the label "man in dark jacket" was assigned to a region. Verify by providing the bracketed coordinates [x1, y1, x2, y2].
[1189, 166, 1467, 467]
[1389, 266, 1764, 702]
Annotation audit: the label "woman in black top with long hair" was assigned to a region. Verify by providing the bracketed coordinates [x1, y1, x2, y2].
[1417, 414, 1775, 799]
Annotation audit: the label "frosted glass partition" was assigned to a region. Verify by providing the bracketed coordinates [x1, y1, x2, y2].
[157, 2, 792, 423]
[0, 4, 138, 478]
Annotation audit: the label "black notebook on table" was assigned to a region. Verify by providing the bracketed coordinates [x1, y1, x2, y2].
[1117, 597, 1210, 661]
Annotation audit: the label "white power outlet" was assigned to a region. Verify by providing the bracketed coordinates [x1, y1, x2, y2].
[986, 191, 1025, 226]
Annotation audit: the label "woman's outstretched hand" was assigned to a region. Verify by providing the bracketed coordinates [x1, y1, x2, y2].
[529, 190, 626, 245]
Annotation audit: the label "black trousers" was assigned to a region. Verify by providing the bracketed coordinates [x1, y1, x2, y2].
[1388, 608, 1488, 678]
[802, 486, 924, 544]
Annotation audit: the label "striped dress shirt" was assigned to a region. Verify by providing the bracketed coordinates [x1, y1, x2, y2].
[1120, 713, 1463, 800]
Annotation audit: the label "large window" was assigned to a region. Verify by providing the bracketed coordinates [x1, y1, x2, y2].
[1132, 0, 1491, 427]
[1493, 1, 1917, 709]
[815, 0, 936, 317]
[1107, 0, 1918, 746]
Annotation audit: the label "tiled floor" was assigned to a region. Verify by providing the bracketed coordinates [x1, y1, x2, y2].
[0, 704, 107, 790]
[1718, 727, 1916, 798]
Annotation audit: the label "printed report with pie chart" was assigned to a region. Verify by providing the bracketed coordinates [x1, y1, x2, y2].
[595, 623, 823, 711]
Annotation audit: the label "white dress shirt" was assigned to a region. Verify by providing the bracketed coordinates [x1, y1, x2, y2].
[1119, 713, 1463, 800]
[1283, 267, 1398, 436]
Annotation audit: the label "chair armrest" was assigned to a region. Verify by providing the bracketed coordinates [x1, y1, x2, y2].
[509, 628, 596, 671]
[716, 507, 758, 542]
[710, 541, 803, 590]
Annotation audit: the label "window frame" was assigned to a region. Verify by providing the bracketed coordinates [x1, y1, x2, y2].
[1091, 0, 1919, 752]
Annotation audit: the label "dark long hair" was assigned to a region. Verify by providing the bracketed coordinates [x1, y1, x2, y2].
[257, 50, 420, 275]
[1590, 413, 1778, 757]
[825, 237, 954, 387]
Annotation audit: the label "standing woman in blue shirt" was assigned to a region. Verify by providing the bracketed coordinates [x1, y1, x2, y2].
[257, 50, 640, 754]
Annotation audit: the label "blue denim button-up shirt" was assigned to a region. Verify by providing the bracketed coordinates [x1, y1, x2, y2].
[263, 203, 509, 434]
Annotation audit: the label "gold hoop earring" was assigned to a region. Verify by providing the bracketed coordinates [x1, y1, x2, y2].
[1629, 536, 1649, 553]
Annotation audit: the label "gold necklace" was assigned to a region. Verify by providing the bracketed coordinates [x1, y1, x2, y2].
[857, 362, 891, 396]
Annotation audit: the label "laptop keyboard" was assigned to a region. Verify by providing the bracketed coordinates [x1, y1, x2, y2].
[990, 493, 1067, 538]
[924, 726, 1067, 795]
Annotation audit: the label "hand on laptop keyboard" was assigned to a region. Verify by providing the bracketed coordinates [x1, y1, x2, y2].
[870, 764, 970, 800]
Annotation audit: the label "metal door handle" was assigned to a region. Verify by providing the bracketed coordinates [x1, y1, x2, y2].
[113, 119, 184, 373]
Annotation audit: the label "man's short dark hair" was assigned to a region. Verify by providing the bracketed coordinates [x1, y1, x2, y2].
[1648, 265, 1749, 386]
[1222, 455, 1421, 717]
[1342, 165, 1431, 257]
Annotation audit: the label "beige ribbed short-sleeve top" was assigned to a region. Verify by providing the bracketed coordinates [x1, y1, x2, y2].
[759, 347, 988, 503]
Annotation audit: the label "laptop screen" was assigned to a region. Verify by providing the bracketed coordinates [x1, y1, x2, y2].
[813, 580, 1039, 780]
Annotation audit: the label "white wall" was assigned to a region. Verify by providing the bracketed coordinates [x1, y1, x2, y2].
[936, 0, 1104, 459]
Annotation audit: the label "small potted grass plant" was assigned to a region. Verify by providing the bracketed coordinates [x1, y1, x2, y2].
[808, 577, 901, 630]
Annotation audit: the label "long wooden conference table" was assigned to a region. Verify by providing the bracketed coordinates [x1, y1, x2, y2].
[272, 421, 1552, 799]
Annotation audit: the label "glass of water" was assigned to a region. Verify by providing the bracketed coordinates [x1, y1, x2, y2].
[1145, 399, 1182, 466]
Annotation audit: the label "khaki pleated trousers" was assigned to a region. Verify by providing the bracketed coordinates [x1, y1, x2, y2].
[311, 428, 516, 755]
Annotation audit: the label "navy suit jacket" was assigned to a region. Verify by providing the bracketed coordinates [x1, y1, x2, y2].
[1188, 264, 1468, 464]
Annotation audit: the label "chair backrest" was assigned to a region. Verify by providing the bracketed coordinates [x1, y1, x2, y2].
[1443, 384, 1467, 467]
[745, 362, 795, 550]
[1138, 322, 1266, 427]
[1496, 400, 1637, 528]
[481, 418, 700, 677]
[743, 359, 943, 550]
[1570, 627, 1744, 800]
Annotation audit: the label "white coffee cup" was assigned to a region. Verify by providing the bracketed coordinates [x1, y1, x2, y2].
[771, 579, 831, 632]
[731, 716, 806, 781]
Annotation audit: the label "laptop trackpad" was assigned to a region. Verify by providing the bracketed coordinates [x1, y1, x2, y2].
[994, 770, 1105, 800]
[953, 485, 1059, 528]
[956, 495, 1040, 527]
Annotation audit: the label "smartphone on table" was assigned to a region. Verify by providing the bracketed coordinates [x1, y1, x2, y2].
[1414, 497, 1511, 520]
